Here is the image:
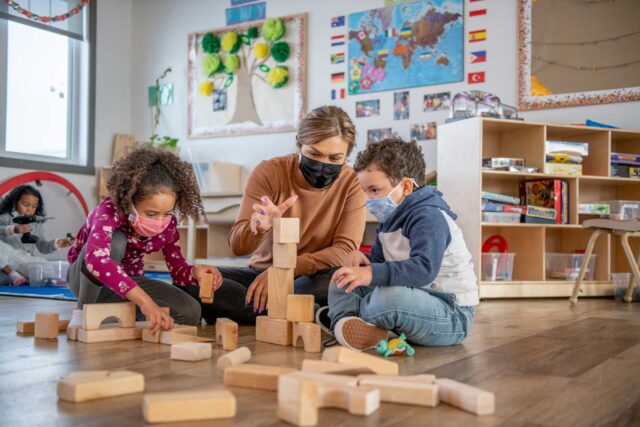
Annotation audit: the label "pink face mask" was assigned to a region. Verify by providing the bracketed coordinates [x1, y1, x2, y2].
[128, 207, 172, 237]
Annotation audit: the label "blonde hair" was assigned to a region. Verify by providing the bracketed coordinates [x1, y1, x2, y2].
[296, 106, 356, 156]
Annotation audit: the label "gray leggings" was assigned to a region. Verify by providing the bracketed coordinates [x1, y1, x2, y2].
[67, 231, 201, 325]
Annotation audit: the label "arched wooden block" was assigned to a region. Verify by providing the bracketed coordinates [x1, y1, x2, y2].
[292, 322, 321, 353]
[82, 303, 136, 331]
[215, 318, 238, 350]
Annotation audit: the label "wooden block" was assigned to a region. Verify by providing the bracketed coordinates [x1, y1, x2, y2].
[35, 312, 59, 339]
[142, 325, 210, 345]
[171, 342, 212, 361]
[66, 325, 79, 341]
[143, 389, 236, 423]
[57, 370, 144, 403]
[278, 373, 318, 426]
[273, 217, 300, 243]
[215, 318, 238, 350]
[82, 302, 135, 331]
[98, 167, 112, 198]
[301, 360, 374, 376]
[267, 267, 294, 319]
[223, 363, 297, 391]
[170, 333, 214, 345]
[78, 322, 147, 343]
[273, 242, 297, 268]
[112, 133, 137, 163]
[256, 316, 292, 346]
[217, 347, 251, 370]
[437, 378, 495, 416]
[199, 273, 214, 304]
[18, 319, 70, 336]
[292, 322, 321, 353]
[286, 295, 314, 323]
[322, 346, 399, 375]
[357, 374, 439, 407]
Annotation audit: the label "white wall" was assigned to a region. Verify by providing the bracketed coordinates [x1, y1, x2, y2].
[129, 0, 640, 175]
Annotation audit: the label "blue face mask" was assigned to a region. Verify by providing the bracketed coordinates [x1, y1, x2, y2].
[365, 182, 404, 223]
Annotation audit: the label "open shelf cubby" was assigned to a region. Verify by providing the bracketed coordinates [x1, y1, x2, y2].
[438, 117, 640, 298]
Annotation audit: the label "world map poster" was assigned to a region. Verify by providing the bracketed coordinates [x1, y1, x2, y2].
[348, 0, 464, 95]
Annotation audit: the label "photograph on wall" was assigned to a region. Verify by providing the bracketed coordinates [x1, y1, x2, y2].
[348, 0, 463, 95]
[423, 91, 451, 112]
[356, 99, 380, 118]
[188, 14, 307, 138]
[367, 127, 393, 144]
[393, 91, 409, 120]
[410, 122, 437, 141]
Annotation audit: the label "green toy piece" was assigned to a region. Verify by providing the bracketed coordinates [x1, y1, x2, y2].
[376, 333, 415, 358]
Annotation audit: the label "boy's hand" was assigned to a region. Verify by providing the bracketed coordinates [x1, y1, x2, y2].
[332, 266, 373, 293]
[342, 250, 370, 267]
[245, 270, 269, 313]
[249, 195, 298, 235]
[193, 265, 223, 290]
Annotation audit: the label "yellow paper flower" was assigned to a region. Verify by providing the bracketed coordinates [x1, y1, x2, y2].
[254, 42, 269, 60]
[267, 66, 289, 88]
[199, 81, 213, 96]
[221, 31, 240, 53]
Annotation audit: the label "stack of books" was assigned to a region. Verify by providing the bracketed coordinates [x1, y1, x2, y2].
[481, 191, 527, 223]
[482, 157, 539, 173]
[610, 153, 640, 178]
[544, 141, 588, 176]
[519, 179, 569, 224]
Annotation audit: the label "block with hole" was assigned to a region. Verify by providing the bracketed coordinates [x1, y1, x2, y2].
[215, 318, 238, 350]
[82, 302, 136, 330]
[292, 322, 321, 353]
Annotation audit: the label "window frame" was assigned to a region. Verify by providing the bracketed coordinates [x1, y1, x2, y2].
[0, 1, 96, 175]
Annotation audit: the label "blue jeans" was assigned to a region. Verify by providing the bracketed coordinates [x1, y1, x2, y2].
[328, 283, 474, 346]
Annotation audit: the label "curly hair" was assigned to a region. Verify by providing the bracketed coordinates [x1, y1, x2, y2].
[107, 146, 204, 220]
[0, 185, 46, 216]
[353, 137, 427, 187]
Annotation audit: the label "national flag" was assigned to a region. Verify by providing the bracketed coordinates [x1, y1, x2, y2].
[331, 52, 345, 64]
[468, 71, 485, 84]
[331, 15, 345, 27]
[331, 89, 336, 100]
[377, 49, 389, 58]
[419, 52, 432, 60]
[331, 34, 345, 47]
[331, 34, 345, 40]
[470, 9, 487, 17]
[358, 31, 367, 40]
[385, 28, 397, 37]
[400, 26, 412, 36]
[340, 88, 345, 99]
[470, 50, 486, 63]
[468, 30, 487, 42]
[331, 41, 345, 47]
[331, 72, 345, 83]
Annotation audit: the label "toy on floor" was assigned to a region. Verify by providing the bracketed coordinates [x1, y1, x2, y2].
[375, 333, 415, 357]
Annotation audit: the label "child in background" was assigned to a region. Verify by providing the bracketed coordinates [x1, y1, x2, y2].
[327, 138, 478, 350]
[0, 185, 74, 285]
[67, 147, 222, 332]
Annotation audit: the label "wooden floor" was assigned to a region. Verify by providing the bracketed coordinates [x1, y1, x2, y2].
[1, 296, 640, 427]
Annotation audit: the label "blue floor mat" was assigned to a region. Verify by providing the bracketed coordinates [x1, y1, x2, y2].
[0, 285, 76, 301]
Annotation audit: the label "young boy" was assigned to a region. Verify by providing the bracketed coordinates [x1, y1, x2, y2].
[327, 137, 478, 350]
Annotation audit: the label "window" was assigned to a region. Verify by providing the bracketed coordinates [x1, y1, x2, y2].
[0, 1, 95, 174]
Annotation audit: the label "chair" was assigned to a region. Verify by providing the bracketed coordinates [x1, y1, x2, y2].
[570, 219, 640, 304]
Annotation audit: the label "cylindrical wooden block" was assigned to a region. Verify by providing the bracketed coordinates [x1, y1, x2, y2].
[217, 347, 252, 370]
[35, 312, 60, 339]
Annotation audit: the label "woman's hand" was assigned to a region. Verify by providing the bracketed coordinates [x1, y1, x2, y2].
[55, 237, 75, 248]
[126, 287, 174, 334]
[14, 224, 31, 234]
[331, 266, 373, 293]
[342, 250, 370, 267]
[245, 270, 269, 313]
[249, 195, 298, 235]
[193, 265, 223, 290]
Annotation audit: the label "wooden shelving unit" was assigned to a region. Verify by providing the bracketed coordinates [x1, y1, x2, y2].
[438, 117, 640, 298]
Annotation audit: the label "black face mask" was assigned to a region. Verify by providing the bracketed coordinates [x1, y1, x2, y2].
[299, 154, 343, 189]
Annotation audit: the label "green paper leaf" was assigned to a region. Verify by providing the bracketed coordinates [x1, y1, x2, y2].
[241, 36, 250, 44]
[224, 75, 234, 88]
[259, 64, 270, 72]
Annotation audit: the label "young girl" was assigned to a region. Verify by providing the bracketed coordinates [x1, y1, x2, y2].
[67, 147, 222, 332]
[0, 185, 74, 285]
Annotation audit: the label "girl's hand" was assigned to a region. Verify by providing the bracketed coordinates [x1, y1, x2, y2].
[55, 237, 75, 248]
[249, 195, 298, 235]
[331, 266, 373, 293]
[192, 265, 223, 290]
[342, 250, 371, 267]
[14, 224, 31, 234]
[140, 300, 174, 334]
[245, 270, 269, 313]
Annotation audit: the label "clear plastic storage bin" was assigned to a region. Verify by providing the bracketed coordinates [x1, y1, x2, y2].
[545, 253, 597, 281]
[481, 253, 516, 281]
[604, 200, 640, 220]
[27, 261, 69, 287]
[481, 212, 521, 224]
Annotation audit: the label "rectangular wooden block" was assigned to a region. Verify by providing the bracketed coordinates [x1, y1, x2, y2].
[143, 389, 236, 423]
[35, 312, 59, 339]
[273, 217, 300, 243]
[215, 318, 238, 350]
[256, 316, 292, 346]
[78, 322, 148, 343]
[322, 346, 399, 375]
[66, 325, 79, 341]
[171, 342, 212, 361]
[18, 319, 70, 336]
[286, 295, 314, 323]
[57, 370, 144, 403]
[292, 322, 321, 353]
[301, 360, 374, 376]
[199, 273, 214, 304]
[437, 378, 495, 416]
[267, 267, 294, 319]
[82, 302, 136, 331]
[357, 374, 439, 407]
[273, 242, 297, 268]
[223, 363, 297, 391]
[278, 373, 318, 426]
[142, 325, 207, 345]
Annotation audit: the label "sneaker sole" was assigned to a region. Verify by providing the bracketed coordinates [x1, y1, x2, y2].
[338, 318, 389, 351]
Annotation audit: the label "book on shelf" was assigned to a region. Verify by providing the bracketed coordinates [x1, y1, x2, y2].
[481, 191, 520, 205]
[545, 153, 583, 164]
[488, 165, 540, 173]
[545, 140, 589, 156]
[519, 179, 569, 224]
[611, 163, 640, 178]
[578, 203, 610, 215]
[544, 163, 582, 176]
[611, 153, 640, 166]
[482, 200, 527, 214]
[482, 157, 524, 169]
[524, 205, 557, 224]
